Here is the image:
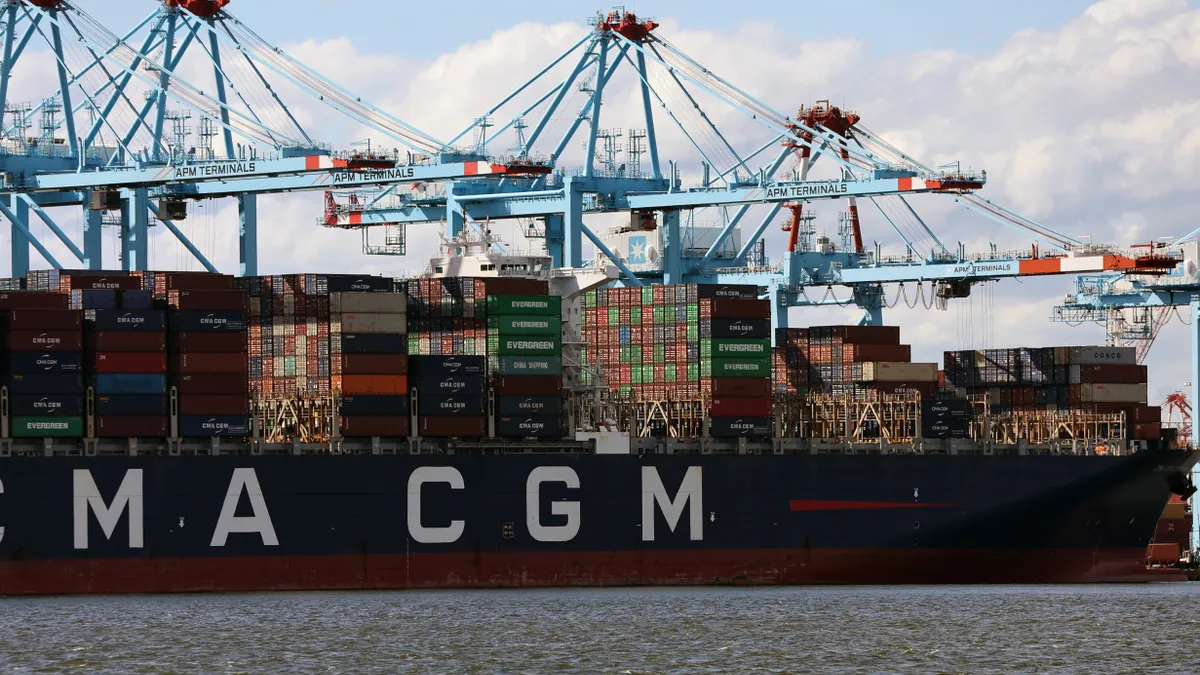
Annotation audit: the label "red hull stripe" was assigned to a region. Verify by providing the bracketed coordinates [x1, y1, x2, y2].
[0, 548, 1165, 596]
[790, 499, 954, 511]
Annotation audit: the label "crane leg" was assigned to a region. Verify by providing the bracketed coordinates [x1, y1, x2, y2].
[1192, 296, 1199, 553]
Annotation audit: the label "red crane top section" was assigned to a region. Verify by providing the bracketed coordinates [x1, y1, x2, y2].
[28, 1, 63, 8]
[797, 101, 861, 138]
[598, 11, 658, 41]
[166, 0, 230, 17]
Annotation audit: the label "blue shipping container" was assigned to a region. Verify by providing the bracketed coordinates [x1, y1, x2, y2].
[10, 394, 83, 416]
[121, 290, 155, 309]
[179, 416, 249, 437]
[6, 374, 83, 394]
[341, 333, 408, 355]
[85, 309, 165, 332]
[3, 351, 83, 373]
[90, 374, 167, 395]
[341, 394, 408, 416]
[76, 289, 118, 309]
[95, 394, 168, 416]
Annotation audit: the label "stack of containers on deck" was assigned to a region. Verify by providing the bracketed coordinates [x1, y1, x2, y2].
[411, 355, 487, 438]
[942, 345, 1158, 439]
[2, 291, 84, 439]
[806, 325, 935, 398]
[405, 278, 487, 356]
[488, 292, 564, 438]
[335, 290, 409, 437]
[772, 328, 810, 396]
[707, 294, 773, 438]
[165, 276, 250, 438]
[84, 273, 169, 438]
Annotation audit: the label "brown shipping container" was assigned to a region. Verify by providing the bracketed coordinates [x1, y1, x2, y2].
[839, 325, 901, 345]
[1072, 364, 1148, 384]
[711, 397, 772, 417]
[175, 352, 247, 374]
[1132, 423, 1162, 440]
[342, 374, 407, 395]
[89, 331, 166, 352]
[419, 415, 486, 437]
[179, 394, 249, 416]
[92, 352, 167, 374]
[341, 416, 410, 437]
[494, 375, 563, 396]
[846, 343, 912, 362]
[163, 273, 235, 291]
[176, 373, 249, 395]
[8, 330, 82, 351]
[5, 309, 81, 330]
[68, 276, 142, 291]
[481, 279, 549, 295]
[0, 292, 69, 310]
[171, 332, 247, 353]
[710, 298, 770, 319]
[96, 416, 168, 438]
[168, 289, 248, 311]
[1147, 543, 1180, 564]
[342, 353, 408, 375]
[712, 377, 772, 398]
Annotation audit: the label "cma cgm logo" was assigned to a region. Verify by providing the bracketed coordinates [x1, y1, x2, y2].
[20, 466, 704, 550]
[628, 235, 648, 265]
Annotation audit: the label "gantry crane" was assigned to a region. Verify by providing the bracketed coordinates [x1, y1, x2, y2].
[0, 0, 538, 275]
[324, 9, 1174, 331]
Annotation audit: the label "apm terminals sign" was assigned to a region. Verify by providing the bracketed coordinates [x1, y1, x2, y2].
[949, 261, 1018, 277]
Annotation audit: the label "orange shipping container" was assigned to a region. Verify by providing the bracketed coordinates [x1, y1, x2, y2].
[341, 374, 408, 395]
[1146, 542, 1179, 564]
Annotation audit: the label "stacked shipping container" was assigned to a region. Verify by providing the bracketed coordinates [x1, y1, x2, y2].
[3, 292, 84, 438]
[337, 291, 409, 437]
[488, 294, 564, 438]
[774, 325, 933, 398]
[167, 283, 250, 437]
[85, 301, 168, 438]
[412, 355, 487, 437]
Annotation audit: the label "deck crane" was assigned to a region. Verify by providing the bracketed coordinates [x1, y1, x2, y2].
[0, 0, 531, 276]
[324, 9, 1175, 328]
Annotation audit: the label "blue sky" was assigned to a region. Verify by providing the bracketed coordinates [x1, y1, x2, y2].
[92, 0, 1105, 57]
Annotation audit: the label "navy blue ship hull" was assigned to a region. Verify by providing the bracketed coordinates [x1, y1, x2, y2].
[0, 448, 1193, 594]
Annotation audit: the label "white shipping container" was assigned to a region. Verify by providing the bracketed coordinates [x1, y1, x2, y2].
[333, 292, 406, 314]
[340, 312, 407, 334]
[1080, 383, 1148, 404]
[1069, 346, 1136, 365]
[858, 362, 939, 383]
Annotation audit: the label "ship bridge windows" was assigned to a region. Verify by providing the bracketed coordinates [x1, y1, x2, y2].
[481, 264, 496, 271]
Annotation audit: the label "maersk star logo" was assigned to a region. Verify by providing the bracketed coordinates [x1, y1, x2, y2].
[628, 236, 647, 264]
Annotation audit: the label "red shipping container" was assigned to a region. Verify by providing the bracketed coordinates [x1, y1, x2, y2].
[846, 343, 911, 362]
[711, 397, 772, 417]
[168, 289, 248, 311]
[710, 298, 770, 319]
[5, 309, 81, 330]
[341, 416, 410, 437]
[88, 331, 166, 352]
[1074, 364, 1148, 384]
[171, 332, 246, 353]
[0, 292, 69, 310]
[342, 353, 408, 375]
[419, 415, 485, 437]
[179, 394, 249, 416]
[162, 272, 235, 291]
[341, 374, 407, 395]
[67, 276, 142, 291]
[96, 416, 168, 438]
[93, 352, 167, 374]
[8, 330, 82, 351]
[175, 352, 247, 374]
[1132, 423, 1162, 440]
[712, 377, 772, 399]
[480, 278, 548, 295]
[495, 375, 563, 396]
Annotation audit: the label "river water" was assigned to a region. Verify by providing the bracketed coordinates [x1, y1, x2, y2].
[1, 584, 1198, 674]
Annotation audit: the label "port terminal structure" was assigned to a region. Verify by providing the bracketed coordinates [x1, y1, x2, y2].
[0, 0, 549, 277]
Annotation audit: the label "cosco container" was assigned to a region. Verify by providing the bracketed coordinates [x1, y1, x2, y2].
[84, 309, 165, 332]
[710, 417, 772, 437]
[418, 415, 486, 437]
[493, 375, 562, 396]
[497, 356, 562, 376]
[95, 416, 168, 438]
[416, 374, 484, 396]
[497, 396, 561, 416]
[167, 311, 248, 333]
[7, 331, 82, 351]
[340, 394, 408, 417]
[497, 416, 562, 438]
[3, 351, 83, 373]
[340, 313, 406, 334]
[487, 315, 560, 335]
[6, 374, 83, 394]
[178, 416, 249, 437]
[87, 332, 165, 352]
[340, 416, 410, 437]
[95, 395, 168, 416]
[90, 373, 166, 395]
[11, 416, 83, 438]
[341, 333, 408, 355]
[9, 395, 83, 416]
[419, 395, 485, 416]
[1068, 346, 1136, 365]
[486, 295, 561, 316]
[710, 318, 770, 339]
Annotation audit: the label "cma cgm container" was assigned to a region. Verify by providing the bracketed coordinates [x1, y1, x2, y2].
[85, 304, 168, 437]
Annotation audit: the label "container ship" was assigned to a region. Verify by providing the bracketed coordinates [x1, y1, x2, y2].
[0, 234, 1193, 596]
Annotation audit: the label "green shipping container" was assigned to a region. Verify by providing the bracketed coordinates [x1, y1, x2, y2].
[687, 363, 700, 381]
[700, 339, 712, 358]
[642, 286, 654, 304]
[488, 295, 561, 316]
[496, 335, 561, 356]
[631, 367, 643, 384]
[653, 344, 665, 363]
[12, 416, 83, 438]
[712, 357, 771, 378]
[608, 307, 619, 324]
[631, 306, 642, 324]
[487, 315, 560, 335]
[665, 364, 677, 382]
[620, 346, 632, 364]
[687, 324, 698, 342]
[712, 339, 771, 358]
[498, 356, 563, 375]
